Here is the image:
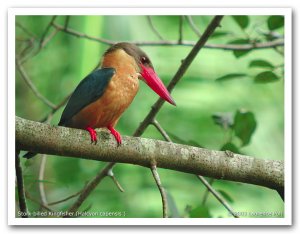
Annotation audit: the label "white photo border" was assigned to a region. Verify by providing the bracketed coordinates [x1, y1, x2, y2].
[8, 7, 292, 225]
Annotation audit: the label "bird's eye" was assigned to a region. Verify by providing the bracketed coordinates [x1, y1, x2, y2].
[141, 56, 148, 64]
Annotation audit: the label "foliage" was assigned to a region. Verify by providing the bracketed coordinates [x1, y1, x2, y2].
[15, 15, 284, 218]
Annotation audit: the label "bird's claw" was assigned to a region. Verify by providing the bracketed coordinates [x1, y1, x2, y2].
[86, 126, 122, 146]
[108, 125, 122, 146]
[86, 127, 98, 144]
[91, 137, 97, 145]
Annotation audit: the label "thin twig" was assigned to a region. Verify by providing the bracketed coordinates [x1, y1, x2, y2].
[19, 16, 59, 64]
[16, 22, 37, 62]
[178, 16, 184, 44]
[52, 22, 283, 51]
[40, 93, 72, 123]
[16, 58, 56, 109]
[39, 16, 57, 49]
[48, 188, 83, 206]
[16, 22, 36, 38]
[52, 22, 115, 45]
[25, 191, 53, 212]
[15, 148, 28, 218]
[65, 162, 116, 216]
[151, 164, 168, 218]
[107, 168, 125, 192]
[152, 119, 172, 142]
[18, 38, 35, 60]
[64, 16, 70, 30]
[201, 178, 215, 205]
[147, 16, 165, 41]
[197, 175, 239, 218]
[185, 16, 201, 37]
[40, 28, 59, 49]
[38, 155, 48, 206]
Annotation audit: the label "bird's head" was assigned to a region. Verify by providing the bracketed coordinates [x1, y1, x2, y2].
[104, 42, 176, 106]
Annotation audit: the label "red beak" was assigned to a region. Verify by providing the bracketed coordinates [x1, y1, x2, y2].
[140, 64, 176, 106]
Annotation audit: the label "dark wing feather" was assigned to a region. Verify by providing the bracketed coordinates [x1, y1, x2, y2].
[58, 68, 115, 126]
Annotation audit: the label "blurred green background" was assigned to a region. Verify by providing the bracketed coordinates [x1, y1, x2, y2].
[16, 15, 284, 218]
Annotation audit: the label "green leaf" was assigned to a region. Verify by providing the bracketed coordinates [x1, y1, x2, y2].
[267, 16, 284, 30]
[228, 39, 251, 58]
[232, 16, 249, 29]
[254, 71, 280, 83]
[220, 142, 240, 154]
[217, 190, 234, 203]
[189, 206, 212, 218]
[233, 110, 257, 146]
[249, 59, 274, 69]
[228, 38, 250, 45]
[234, 50, 249, 58]
[212, 112, 234, 129]
[216, 73, 247, 82]
[24, 158, 34, 167]
[210, 31, 230, 38]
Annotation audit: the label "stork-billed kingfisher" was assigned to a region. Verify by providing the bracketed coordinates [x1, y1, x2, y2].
[24, 42, 175, 159]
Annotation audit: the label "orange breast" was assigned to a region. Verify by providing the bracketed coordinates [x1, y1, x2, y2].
[69, 49, 140, 129]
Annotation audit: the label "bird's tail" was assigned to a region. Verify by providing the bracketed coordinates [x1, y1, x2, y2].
[23, 152, 37, 159]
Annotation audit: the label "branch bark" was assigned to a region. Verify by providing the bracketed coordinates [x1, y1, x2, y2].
[16, 116, 284, 194]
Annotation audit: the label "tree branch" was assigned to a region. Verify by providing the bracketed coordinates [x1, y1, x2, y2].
[201, 178, 214, 205]
[150, 164, 168, 218]
[51, 22, 284, 51]
[178, 16, 184, 44]
[107, 168, 125, 192]
[185, 16, 201, 37]
[48, 188, 83, 206]
[38, 155, 48, 206]
[16, 116, 284, 194]
[39, 16, 57, 48]
[25, 191, 53, 212]
[146, 16, 165, 41]
[197, 175, 239, 218]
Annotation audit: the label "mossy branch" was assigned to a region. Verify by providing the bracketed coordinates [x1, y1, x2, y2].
[16, 116, 284, 195]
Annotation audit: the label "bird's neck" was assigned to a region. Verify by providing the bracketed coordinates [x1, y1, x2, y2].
[101, 49, 140, 74]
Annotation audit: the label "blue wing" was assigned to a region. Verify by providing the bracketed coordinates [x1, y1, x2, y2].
[58, 68, 115, 126]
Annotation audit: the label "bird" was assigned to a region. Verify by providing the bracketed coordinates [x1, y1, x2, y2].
[24, 42, 175, 159]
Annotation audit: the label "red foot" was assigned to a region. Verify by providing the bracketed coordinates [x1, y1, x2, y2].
[107, 125, 122, 146]
[85, 127, 97, 144]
